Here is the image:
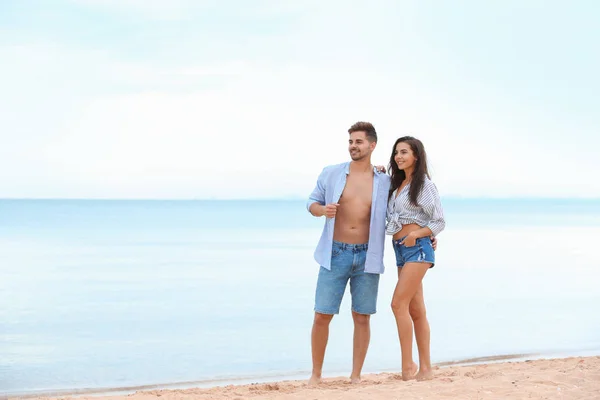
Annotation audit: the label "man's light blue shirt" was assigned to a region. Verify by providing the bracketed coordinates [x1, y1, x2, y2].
[306, 162, 391, 274]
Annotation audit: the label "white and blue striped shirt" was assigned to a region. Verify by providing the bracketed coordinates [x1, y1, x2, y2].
[386, 176, 445, 237]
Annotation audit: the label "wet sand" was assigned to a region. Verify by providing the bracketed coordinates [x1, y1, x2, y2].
[14, 355, 600, 400]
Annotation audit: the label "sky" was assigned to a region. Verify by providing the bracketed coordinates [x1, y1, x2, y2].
[0, 0, 598, 199]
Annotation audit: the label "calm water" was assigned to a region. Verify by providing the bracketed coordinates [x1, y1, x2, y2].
[1, 199, 600, 395]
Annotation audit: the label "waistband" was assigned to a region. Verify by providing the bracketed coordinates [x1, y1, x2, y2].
[333, 240, 368, 251]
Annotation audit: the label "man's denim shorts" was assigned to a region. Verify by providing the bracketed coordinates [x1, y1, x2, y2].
[392, 236, 435, 268]
[314, 241, 380, 315]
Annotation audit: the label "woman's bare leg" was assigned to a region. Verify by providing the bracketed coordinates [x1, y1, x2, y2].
[409, 283, 433, 380]
[391, 262, 431, 380]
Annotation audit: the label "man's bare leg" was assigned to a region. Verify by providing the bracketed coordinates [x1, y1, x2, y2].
[391, 263, 430, 380]
[409, 283, 433, 380]
[350, 311, 370, 383]
[309, 312, 334, 385]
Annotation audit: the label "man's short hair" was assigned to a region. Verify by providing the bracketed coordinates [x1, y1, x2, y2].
[348, 121, 377, 143]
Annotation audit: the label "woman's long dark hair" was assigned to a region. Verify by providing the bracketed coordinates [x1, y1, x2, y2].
[388, 136, 430, 205]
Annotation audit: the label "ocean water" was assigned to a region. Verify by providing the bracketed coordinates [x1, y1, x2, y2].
[1, 199, 600, 396]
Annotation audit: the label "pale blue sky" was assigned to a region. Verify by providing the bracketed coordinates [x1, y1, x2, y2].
[1, 0, 598, 199]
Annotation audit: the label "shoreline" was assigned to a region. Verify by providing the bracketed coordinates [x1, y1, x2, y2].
[8, 350, 599, 399]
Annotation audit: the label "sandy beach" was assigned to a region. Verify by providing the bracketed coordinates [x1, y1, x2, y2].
[18, 355, 600, 400]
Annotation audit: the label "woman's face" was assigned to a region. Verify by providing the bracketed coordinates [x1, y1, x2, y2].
[394, 141, 416, 171]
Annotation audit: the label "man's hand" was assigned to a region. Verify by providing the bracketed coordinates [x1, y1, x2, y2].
[323, 203, 340, 218]
[375, 165, 386, 173]
[431, 236, 438, 251]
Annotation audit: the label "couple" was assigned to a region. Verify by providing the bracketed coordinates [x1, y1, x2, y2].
[306, 121, 445, 384]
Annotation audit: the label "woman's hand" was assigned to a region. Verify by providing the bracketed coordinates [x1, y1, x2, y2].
[375, 165, 386, 173]
[401, 232, 418, 247]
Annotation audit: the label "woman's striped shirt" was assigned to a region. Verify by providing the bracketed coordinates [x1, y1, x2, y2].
[386, 176, 446, 236]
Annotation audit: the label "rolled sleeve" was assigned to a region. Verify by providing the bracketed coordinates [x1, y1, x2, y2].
[423, 182, 446, 236]
[306, 167, 327, 212]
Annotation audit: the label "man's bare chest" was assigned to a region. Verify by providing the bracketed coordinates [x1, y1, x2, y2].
[340, 175, 373, 204]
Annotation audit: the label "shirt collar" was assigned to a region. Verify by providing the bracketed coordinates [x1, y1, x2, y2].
[344, 162, 382, 177]
[344, 162, 351, 175]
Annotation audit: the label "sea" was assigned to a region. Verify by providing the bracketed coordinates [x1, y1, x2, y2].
[1, 198, 600, 396]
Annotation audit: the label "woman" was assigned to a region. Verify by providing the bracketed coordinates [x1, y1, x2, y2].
[386, 136, 445, 381]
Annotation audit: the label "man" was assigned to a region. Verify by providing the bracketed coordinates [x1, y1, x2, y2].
[306, 121, 390, 384]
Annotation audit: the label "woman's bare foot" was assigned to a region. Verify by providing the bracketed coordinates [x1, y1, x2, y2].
[401, 362, 418, 381]
[308, 374, 322, 386]
[350, 375, 361, 384]
[415, 368, 433, 381]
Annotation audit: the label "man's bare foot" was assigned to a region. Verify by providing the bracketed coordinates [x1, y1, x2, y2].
[415, 368, 433, 381]
[308, 374, 322, 386]
[401, 362, 418, 381]
[350, 375, 361, 384]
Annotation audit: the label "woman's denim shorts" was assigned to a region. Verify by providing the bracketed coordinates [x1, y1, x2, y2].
[392, 236, 435, 268]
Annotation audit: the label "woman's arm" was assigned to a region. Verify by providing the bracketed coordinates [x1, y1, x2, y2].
[422, 181, 445, 236]
[401, 180, 445, 246]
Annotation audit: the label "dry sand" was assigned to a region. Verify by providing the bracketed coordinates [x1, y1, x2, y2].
[17, 356, 600, 400]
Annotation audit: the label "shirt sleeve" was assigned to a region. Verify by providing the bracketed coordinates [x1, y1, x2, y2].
[385, 189, 395, 224]
[306, 167, 328, 212]
[420, 181, 445, 236]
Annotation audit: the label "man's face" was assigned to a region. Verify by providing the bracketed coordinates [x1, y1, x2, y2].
[348, 131, 375, 161]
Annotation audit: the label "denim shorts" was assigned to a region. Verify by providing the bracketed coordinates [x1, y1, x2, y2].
[314, 241, 380, 315]
[392, 236, 435, 268]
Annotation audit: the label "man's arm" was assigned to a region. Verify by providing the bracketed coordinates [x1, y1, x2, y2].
[309, 202, 325, 217]
[306, 167, 339, 218]
[306, 168, 326, 211]
[309, 202, 339, 218]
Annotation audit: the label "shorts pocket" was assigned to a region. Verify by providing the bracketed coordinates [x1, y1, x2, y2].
[331, 246, 343, 258]
[400, 243, 422, 259]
